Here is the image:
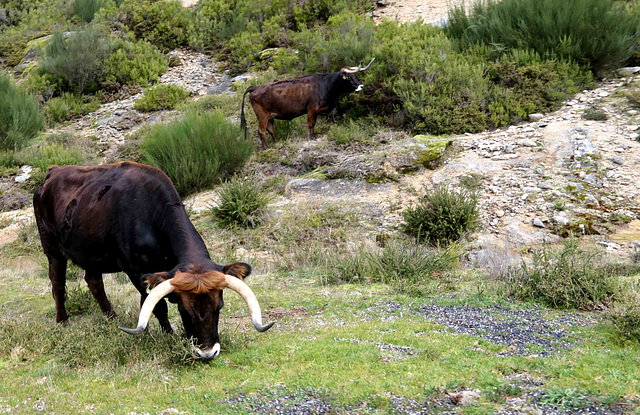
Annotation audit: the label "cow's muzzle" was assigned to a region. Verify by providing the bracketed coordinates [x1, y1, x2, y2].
[193, 342, 220, 361]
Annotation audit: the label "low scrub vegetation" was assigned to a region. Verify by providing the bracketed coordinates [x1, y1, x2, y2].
[134, 84, 190, 112]
[211, 176, 273, 229]
[140, 110, 253, 196]
[0, 74, 44, 151]
[402, 185, 479, 246]
[505, 241, 618, 310]
[445, 0, 640, 76]
[330, 239, 460, 296]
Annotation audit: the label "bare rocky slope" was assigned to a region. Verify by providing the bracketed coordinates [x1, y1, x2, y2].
[3, 0, 640, 266]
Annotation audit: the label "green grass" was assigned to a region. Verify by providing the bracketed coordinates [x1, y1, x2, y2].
[1, 238, 639, 414]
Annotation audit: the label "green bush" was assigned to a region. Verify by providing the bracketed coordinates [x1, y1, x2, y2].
[118, 0, 190, 52]
[445, 0, 640, 75]
[134, 84, 190, 112]
[402, 185, 479, 246]
[505, 241, 618, 310]
[211, 176, 273, 229]
[44, 93, 101, 125]
[0, 74, 45, 151]
[294, 11, 375, 73]
[330, 240, 459, 296]
[102, 39, 167, 88]
[140, 110, 253, 196]
[611, 300, 640, 344]
[73, 0, 112, 23]
[39, 26, 113, 94]
[488, 50, 594, 115]
[16, 143, 85, 171]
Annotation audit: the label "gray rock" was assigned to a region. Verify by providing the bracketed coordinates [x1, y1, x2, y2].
[533, 218, 546, 228]
[617, 67, 640, 75]
[528, 113, 544, 122]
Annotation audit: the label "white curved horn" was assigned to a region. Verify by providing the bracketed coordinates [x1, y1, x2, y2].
[119, 279, 175, 335]
[342, 58, 375, 74]
[224, 275, 275, 332]
[360, 57, 375, 71]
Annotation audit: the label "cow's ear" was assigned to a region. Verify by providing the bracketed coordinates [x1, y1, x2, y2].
[223, 262, 252, 280]
[142, 272, 171, 289]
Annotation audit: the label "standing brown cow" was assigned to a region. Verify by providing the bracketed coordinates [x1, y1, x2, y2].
[240, 58, 374, 148]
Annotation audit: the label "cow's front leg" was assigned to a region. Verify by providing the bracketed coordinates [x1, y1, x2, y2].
[307, 112, 317, 140]
[47, 255, 69, 323]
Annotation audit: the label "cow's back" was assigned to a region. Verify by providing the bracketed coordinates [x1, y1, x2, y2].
[250, 75, 323, 117]
[33, 162, 183, 273]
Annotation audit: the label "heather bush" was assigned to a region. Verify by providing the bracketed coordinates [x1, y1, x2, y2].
[140, 110, 253, 196]
[445, 0, 640, 75]
[329, 239, 460, 296]
[44, 93, 101, 124]
[211, 176, 273, 229]
[117, 0, 190, 51]
[16, 143, 85, 171]
[39, 26, 113, 94]
[73, 0, 112, 23]
[102, 39, 167, 88]
[505, 241, 618, 310]
[0, 74, 45, 151]
[402, 185, 479, 246]
[134, 84, 190, 112]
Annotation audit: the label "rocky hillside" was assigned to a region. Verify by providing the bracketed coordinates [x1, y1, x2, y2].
[2, 0, 640, 266]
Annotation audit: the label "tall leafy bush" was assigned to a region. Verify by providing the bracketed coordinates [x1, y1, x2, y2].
[402, 185, 479, 245]
[141, 110, 253, 196]
[0, 74, 44, 151]
[39, 26, 113, 93]
[117, 0, 190, 51]
[445, 0, 640, 75]
[102, 39, 167, 88]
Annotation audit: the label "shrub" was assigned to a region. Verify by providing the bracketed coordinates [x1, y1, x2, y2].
[583, 108, 609, 121]
[16, 143, 85, 171]
[445, 0, 640, 75]
[611, 300, 640, 344]
[118, 0, 190, 51]
[488, 50, 594, 116]
[0, 74, 45, 151]
[102, 39, 167, 88]
[330, 239, 460, 296]
[134, 84, 190, 112]
[140, 110, 253, 196]
[39, 26, 113, 94]
[326, 119, 373, 145]
[505, 241, 617, 310]
[44, 93, 101, 125]
[73, 0, 112, 23]
[402, 185, 479, 245]
[211, 176, 273, 229]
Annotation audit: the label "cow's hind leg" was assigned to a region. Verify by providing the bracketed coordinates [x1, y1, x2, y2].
[47, 255, 69, 323]
[266, 118, 276, 142]
[257, 117, 270, 149]
[85, 270, 116, 319]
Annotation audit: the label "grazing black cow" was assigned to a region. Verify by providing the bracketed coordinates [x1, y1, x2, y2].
[240, 58, 374, 148]
[33, 161, 274, 361]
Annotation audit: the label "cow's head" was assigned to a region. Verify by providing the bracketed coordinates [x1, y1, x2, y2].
[340, 58, 375, 92]
[119, 263, 274, 361]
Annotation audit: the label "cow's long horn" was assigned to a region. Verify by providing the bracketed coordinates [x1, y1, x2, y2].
[119, 280, 175, 335]
[224, 275, 275, 332]
[342, 58, 375, 74]
[360, 57, 375, 71]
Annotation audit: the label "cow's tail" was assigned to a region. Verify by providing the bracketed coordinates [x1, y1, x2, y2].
[240, 86, 255, 140]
